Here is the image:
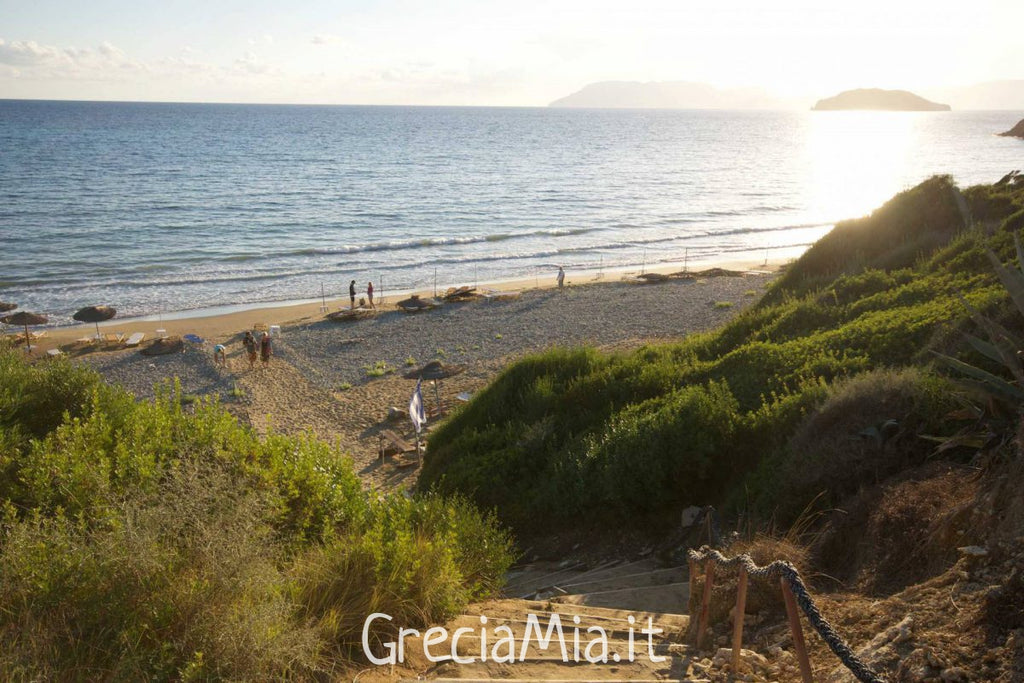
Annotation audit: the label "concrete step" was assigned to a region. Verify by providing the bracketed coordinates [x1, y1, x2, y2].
[462, 599, 689, 631]
[536, 565, 686, 598]
[505, 558, 664, 599]
[503, 562, 590, 597]
[551, 581, 690, 615]
[446, 636, 679, 658]
[418, 652, 687, 681]
[562, 558, 662, 586]
[443, 615, 684, 645]
[405, 679, 692, 682]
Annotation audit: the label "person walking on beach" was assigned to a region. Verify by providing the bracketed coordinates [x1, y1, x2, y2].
[367, 281, 375, 309]
[260, 331, 272, 368]
[557, 266, 565, 289]
[243, 331, 257, 370]
[349, 280, 357, 309]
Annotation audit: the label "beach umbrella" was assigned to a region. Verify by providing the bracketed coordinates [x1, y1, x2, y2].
[1, 311, 48, 350]
[402, 360, 467, 381]
[0, 302, 16, 313]
[73, 305, 117, 339]
[403, 361, 467, 414]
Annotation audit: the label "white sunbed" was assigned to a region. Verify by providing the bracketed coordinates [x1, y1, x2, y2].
[124, 332, 146, 347]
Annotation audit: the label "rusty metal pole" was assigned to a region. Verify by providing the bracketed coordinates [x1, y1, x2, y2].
[732, 566, 748, 672]
[781, 578, 814, 683]
[696, 560, 715, 649]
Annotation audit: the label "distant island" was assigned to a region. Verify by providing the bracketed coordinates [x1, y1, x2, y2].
[999, 118, 1024, 138]
[812, 88, 951, 111]
[548, 81, 784, 110]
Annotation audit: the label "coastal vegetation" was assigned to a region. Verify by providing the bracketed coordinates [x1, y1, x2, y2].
[0, 353, 513, 679]
[423, 173, 1024, 532]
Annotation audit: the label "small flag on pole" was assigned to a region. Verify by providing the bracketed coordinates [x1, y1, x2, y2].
[409, 378, 426, 434]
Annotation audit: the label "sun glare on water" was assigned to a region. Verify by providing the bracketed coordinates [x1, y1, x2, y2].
[803, 111, 922, 224]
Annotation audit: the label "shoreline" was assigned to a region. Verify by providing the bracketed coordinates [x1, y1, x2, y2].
[71, 266, 776, 491]
[33, 255, 788, 350]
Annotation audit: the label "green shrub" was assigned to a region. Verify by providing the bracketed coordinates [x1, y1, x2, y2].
[0, 464, 323, 681]
[423, 175, 1018, 533]
[582, 381, 741, 512]
[0, 349, 514, 679]
[751, 368, 959, 523]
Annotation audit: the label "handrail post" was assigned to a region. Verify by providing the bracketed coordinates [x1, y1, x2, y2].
[781, 578, 814, 683]
[732, 566, 748, 671]
[688, 558, 697, 612]
[696, 560, 715, 649]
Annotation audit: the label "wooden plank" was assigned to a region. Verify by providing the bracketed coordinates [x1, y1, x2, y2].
[781, 578, 814, 683]
[732, 567, 748, 671]
[380, 429, 415, 454]
[696, 560, 715, 650]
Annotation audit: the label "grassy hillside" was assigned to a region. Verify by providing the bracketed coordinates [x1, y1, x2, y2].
[422, 173, 1024, 532]
[0, 352, 513, 680]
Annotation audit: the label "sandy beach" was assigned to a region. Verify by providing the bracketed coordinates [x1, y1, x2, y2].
[23, 260, 779, 491]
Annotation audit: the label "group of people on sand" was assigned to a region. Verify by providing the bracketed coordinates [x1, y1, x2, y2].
[349, 280, 375, 309]
[213, 330, 273, 370]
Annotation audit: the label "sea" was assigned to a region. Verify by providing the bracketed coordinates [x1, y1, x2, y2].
[1, 100, 1021, 325]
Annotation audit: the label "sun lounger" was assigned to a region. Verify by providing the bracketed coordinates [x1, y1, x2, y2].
[103, 332, 125, 344]
[124, 332, 145, 347]
[392, 455, 420, 469]
[482, 289, 521, 301]
[30, 330, 47, 340]
[379, 429, 416, 457]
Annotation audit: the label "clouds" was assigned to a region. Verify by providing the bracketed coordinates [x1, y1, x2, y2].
[311, 34, 341, 45]
[0, 36, 288, 91]
[1, 0, 1020, 106]
[0, 38, 145, 79]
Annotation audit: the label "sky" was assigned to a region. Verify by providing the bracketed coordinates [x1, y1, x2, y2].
[0, 0, 1021, 106]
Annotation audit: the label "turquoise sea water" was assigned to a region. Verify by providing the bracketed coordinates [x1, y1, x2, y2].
[1, 100, 1021, 323]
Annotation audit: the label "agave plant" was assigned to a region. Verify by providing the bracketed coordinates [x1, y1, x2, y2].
[933, 233, 1024, 404]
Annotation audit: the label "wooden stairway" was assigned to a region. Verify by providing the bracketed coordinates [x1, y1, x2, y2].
[393, 558, 711, 682]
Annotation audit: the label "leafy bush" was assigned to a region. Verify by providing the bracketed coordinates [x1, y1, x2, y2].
[750, 368, 959, 522]
[0, 350, 513, 680]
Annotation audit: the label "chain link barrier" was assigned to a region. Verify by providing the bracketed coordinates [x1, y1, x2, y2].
[687, 546, 887, 683]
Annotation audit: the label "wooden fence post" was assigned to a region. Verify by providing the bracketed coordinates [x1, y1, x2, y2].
[696, 560, 715, 649]
[732, 566, 748, 671]
[781, 578, 814, 683]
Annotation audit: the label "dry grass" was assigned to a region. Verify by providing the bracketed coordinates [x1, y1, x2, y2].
[767, 367, 957, 521]
[0, 463, 324, 681]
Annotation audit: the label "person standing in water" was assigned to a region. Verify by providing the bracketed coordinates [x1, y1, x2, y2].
[557, 266, 565, 288]
[367, 281, 375, 309]
[349, 280, 357, 309]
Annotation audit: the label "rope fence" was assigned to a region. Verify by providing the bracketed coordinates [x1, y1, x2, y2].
[687, 546, 886, 683]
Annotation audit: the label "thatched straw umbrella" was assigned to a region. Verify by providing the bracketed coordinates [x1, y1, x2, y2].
[1, 311, 48, 349]
[0, 302, 17, 313]
[403, 361, 467, 413]
[73, 305, 117, 339]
